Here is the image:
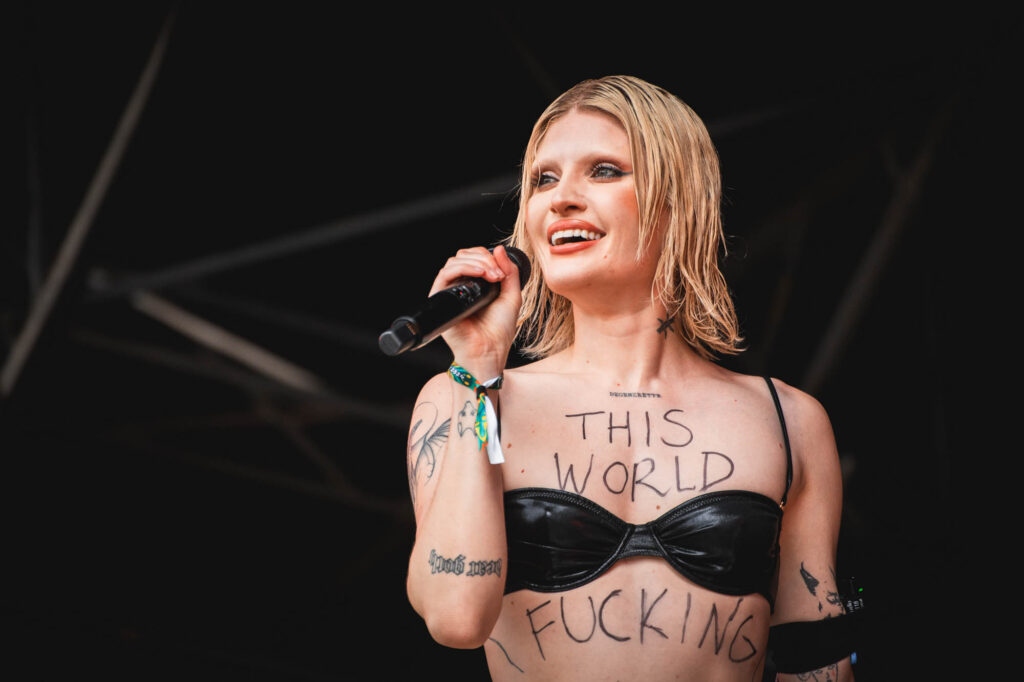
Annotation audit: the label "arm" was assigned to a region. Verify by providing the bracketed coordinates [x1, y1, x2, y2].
[405, 246, 521, 649]
[771, 382, 855, 682]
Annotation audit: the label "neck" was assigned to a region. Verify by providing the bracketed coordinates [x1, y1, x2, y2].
[561, 298, 702, 388]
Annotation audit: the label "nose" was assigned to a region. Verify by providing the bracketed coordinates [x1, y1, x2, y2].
[549, 174, 586, 215]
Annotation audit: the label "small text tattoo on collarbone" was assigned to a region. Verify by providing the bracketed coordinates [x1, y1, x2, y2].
[608, 391, 662, 398]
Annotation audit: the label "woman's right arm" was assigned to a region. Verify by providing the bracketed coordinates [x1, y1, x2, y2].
[404, 245, 521, 649]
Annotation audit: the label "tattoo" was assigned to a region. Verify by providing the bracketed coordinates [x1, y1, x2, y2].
[800, 562, 819, 596]
[524, 588, 758, 664]
[488, 637, 525, 674]
[407, 402, 449, 503]
[609, 391, 662, 398]
[656, 316, 674, 337]
[427, 549, 500, 578]
[795, 663, 839, 681]
[456, 400, 474, 438]
[428, 549, 464, 575]
[800, 563, 844, 615]
[467, 559, 502, 577]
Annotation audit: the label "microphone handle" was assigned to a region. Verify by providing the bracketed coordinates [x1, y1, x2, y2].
[379, 277, 498, 356]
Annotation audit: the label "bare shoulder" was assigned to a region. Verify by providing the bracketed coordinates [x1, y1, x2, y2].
[763, 377, 841, 503]
[766, 377, 836, 450]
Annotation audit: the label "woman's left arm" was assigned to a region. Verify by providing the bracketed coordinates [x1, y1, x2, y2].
[771, 382, 855, 682]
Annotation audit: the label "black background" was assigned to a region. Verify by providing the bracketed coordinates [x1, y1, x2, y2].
[4, 4, 1014, 679]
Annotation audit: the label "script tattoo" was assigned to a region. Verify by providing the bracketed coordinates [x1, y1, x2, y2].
[407, 402, 449, 503]
[428, 549, 501, 578]
[467, 559, 502, 577]
[428, 549, 464, 575]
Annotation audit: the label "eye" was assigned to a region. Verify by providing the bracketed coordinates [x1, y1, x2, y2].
[532, 171, 558, 188]
[591, 163, 628, 180]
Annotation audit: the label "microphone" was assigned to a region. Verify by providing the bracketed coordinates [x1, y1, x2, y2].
[378, 246, 531, 356]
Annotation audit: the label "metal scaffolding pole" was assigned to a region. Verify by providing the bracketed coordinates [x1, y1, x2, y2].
[84, 97, 805, 303]
[801, 102, 954, 394]
[1, 8, 176, 398]
[86, 173, 519, 299]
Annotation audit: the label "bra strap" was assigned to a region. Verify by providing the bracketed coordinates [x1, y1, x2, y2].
[763, 376, 793, 507]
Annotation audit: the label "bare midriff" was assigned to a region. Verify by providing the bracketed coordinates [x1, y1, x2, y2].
[486, 561, 770, 681]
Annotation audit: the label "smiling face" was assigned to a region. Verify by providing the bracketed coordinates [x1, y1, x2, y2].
[525, 109, 658, 306]
[509, 75, 739, 360]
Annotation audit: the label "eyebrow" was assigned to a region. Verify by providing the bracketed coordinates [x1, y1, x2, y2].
[531, 150, 632, 172]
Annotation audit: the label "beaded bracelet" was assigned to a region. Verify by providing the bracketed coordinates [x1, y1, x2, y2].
[448, 362, 505, 464]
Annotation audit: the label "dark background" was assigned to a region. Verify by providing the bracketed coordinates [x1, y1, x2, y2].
[4, 4, 1013, 679]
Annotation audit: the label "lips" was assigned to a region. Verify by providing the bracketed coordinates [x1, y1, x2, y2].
[546, 219, 605, 252]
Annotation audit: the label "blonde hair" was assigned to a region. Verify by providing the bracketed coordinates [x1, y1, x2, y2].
[508, 75, 743, 360]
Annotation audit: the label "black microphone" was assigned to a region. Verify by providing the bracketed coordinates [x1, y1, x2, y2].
[378, 246, 531, 356]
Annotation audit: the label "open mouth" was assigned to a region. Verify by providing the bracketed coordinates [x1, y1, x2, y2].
[549, 229, 605, 247]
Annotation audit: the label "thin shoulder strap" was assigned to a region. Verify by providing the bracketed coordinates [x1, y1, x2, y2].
[763, 376, 793, 507]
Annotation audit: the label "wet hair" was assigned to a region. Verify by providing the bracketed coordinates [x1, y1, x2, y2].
[508, 75, 743, 360]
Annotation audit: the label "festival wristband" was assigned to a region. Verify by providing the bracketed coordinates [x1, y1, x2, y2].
[448, 362, 505, 464]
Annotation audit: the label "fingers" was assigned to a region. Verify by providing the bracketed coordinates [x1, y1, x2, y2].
[430, 246, 514, 296]
[492, 245, 522, 298]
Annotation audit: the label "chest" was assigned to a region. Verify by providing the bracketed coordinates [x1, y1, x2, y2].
[497, 385, 788, 520]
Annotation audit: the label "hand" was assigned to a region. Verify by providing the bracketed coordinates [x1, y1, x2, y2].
[429, 245, 522, 377]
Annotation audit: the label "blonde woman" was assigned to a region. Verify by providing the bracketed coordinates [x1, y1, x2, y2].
[405, 75, 854, 681]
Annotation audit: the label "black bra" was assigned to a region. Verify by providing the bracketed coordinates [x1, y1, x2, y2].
[503, 377, 793, 606]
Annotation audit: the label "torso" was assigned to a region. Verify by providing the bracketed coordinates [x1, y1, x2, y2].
[483, 361, 792, 681]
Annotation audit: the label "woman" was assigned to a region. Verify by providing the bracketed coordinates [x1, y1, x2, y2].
[405, 75, 853, 681]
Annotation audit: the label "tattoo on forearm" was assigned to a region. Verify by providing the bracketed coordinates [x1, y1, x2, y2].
[427, 549, 501, 577]
[799, 563, 845, 615]
[456, 400, 474, 438]
[488, 637, 525, 674]
[800, 562, 819, 596]
[428, 549, 464, 575]
[467, 559, 502, 577]
[407, 402, 449, 503]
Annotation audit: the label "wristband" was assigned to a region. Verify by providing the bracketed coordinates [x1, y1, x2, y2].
[448, 362, 505, 464]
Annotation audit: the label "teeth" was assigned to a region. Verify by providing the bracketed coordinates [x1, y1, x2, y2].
[550, 229, 603, 246]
